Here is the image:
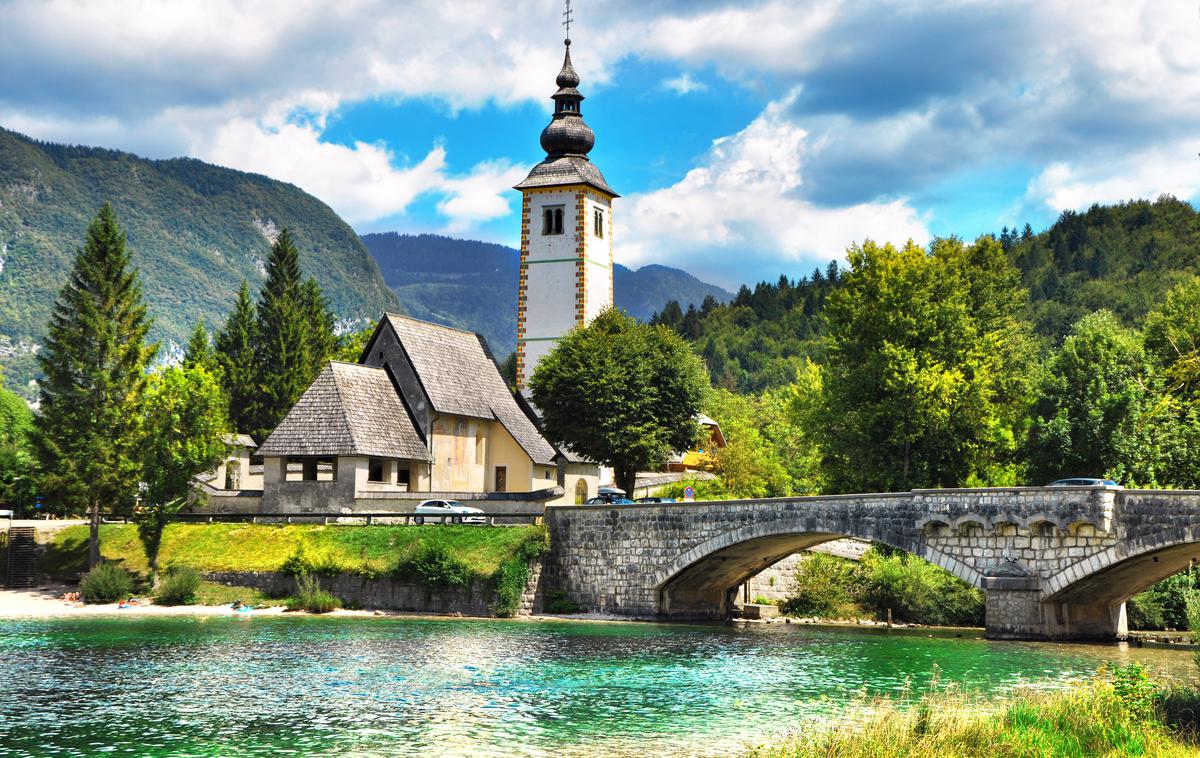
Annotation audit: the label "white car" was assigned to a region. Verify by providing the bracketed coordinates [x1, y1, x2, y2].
[412, 499, 486, 525]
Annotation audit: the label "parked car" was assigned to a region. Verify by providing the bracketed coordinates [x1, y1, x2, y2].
[413, 499, 486, 524]
[634, 497, 676, 503]
[1048, 478, 1120, 487]
[584, 495, 635, 505]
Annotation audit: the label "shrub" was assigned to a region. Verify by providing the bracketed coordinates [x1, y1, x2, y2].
[154, 566, 201, 606]
[155, 566, 202, 606]
[79, 563, 135, 603]
[780, 553, 863, 618]
[859, 550, 984, 627]
[752, 595, 778, 606]
[286, 574, 341, 613]
[393, 542, 473, 587]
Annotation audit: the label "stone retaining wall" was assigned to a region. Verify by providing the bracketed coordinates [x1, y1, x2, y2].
[206, 562, 545, 618]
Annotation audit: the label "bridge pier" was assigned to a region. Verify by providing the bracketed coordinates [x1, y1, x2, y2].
[984, 577, 1127, 641]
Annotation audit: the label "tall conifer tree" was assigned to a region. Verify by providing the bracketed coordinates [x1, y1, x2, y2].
[244, 229, 333, 441]
[300, 276, 337, 377]
[182, 318, 216, 372]
[35, 204, 156, 568]
[215, 281, 257, 435]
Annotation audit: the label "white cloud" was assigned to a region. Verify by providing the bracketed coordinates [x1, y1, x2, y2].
[3, 0, 1200, 271]
[662, 74, 707, 95]
[437, 160, 530, 233]
[1024, 139, 1200, 214]
[620, 93, 929, 286]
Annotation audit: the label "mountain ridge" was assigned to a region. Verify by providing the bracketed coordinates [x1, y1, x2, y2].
[0, 126, 399, 395]
[361, 231, 732, 357]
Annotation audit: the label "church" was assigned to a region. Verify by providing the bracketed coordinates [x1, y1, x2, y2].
[200, 33, 616, 513]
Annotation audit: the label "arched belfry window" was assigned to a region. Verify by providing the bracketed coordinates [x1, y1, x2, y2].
[542, 206, 564, 235]
[593, 208, 604, 238]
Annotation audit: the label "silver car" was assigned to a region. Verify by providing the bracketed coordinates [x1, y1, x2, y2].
[412, 499, 486, 525]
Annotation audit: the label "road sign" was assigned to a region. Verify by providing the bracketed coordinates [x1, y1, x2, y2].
[683, 486, 695, 501]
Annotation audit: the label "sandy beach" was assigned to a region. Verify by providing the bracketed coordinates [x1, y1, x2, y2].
[0, 585, 294, 618]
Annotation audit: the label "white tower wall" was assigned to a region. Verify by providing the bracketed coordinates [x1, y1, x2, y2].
[516, 186, 614, 388]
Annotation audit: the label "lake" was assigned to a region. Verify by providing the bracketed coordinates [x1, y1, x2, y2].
[0, 615, 1194, 757]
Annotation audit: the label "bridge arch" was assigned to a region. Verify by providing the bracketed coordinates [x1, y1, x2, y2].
[650, 520, 982, 619]
[1044, 525, 1200, 603]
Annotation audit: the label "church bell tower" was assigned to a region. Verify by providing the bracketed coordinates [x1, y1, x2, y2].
[514, 21, 618, 390]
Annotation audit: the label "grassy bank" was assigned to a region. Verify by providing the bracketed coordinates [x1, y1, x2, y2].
[43, 523, 549, 615]
[752, 666, 1200, 757]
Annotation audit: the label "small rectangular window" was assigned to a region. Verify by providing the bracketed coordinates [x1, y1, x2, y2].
[494, 466, 507, 493]
[368, 457, 385, 483]
[593, 208, 604, 238]
[542, 205, 564, 235]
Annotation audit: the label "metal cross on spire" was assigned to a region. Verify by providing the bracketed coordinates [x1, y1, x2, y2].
[562, 0, 573, 41]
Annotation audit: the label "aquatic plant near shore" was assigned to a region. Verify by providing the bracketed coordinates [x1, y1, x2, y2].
[750, 665, 1198, 757]
[285, 574, 341, 614]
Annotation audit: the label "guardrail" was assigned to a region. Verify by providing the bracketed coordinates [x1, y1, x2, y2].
[100, 512, 545, 526]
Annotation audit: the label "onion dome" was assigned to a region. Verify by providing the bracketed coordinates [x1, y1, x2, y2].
[515, 38, 617, 197]
[539, 40, 595, 158]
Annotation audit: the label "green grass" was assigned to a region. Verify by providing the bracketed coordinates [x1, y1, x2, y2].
[42, 523, 549, 616]
[193, 581, 287, 608]
[751, 666, 1199, 758]
[44, 523, 540, 577]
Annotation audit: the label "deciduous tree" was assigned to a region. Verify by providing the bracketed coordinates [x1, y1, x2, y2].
[529, 309, 710, 496]
[817, 236, 1034, 493]
[1027, 311, 1167, 486]
[137, 365, 229, 578]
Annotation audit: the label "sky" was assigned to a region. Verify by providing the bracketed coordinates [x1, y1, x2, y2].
[1, 0, 1198, 290]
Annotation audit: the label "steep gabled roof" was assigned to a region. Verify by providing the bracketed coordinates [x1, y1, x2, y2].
[258, 362, 430, 461]
[381, 314, 559, 465]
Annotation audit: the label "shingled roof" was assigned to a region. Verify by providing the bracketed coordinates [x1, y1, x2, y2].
[382, 314, 559, 466]
[258, 362, 430, 461]
[513, 155, 617, 197]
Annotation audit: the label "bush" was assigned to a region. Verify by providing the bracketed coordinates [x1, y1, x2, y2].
[285, 574, 341, 613]
[155, 566, 202, 606]
[780, 553, 863, 618]
[393, 542, 473, 587]
[859, 550, 984, 627]
[79, 563, 135, 603]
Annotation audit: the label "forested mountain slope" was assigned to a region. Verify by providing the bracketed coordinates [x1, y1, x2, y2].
[362, 232, 731, 357]
[0, 127, 398, 396]
[655, 197, 1200, 392]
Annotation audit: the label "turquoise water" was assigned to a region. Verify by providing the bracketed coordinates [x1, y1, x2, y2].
[0, 616, 1195, 757]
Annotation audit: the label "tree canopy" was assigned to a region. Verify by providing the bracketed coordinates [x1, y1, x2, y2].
[529, 308, 711, 496]
[815, 236, 1033, 493]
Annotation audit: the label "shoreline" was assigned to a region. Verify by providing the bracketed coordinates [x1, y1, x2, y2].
[4, 587, 1198, 651]
[0, 585, 648, 624]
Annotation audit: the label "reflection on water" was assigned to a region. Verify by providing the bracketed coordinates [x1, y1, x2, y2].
[0, 616, 1194, 757]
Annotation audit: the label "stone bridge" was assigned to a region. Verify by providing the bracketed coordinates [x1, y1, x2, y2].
[540, 486, 1200, 640]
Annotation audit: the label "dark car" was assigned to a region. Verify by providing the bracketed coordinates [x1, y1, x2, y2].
[1048, 478, 1120, 487]
[634, 497, 676, 503]
[584, 495, 635, 505]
